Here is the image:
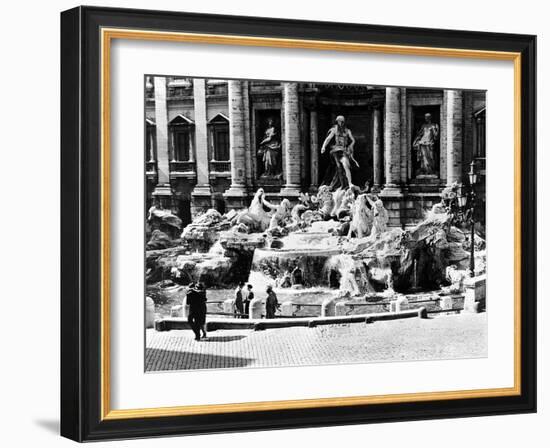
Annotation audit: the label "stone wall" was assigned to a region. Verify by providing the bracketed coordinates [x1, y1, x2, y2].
[146, 78, 486, 228]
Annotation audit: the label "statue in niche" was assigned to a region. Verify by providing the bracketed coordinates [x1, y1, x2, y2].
[320, 115, 359, 190]
[257, 118, 281, 177]
[413, 113, 439, 176]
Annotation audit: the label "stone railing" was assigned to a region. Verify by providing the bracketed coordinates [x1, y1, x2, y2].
[145, 160, 157, 175]
[171, 300, 234, 319]
[210, 160, 231, 173]
[167, 291, 474, 323]
[169, 161, 195, 173]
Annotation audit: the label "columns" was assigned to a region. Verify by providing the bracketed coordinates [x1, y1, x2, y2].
[380, 87, 403, 197]
[148, 130, 155, 162]
[372, 107, 383, 191]
[191, 78, 212, 216]
[300, 106, 308, 186]
[445, 90, 463, 185]
[242, 81, 254, 187]
[399, 88, 409, 183]
[309, 110, 319, 191]
[152, 76, 172, 201]
[223, 80, 248, 207]
[280, 82, 301, 199]
[462, 91, 474, 178]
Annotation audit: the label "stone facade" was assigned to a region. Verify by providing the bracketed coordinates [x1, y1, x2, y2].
[145, 77, 486, 227]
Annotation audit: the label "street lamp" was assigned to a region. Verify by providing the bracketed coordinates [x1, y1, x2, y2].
[457, 187, 468, 208]
[468, 160, 478, 186]
[467, 161, 478, 277]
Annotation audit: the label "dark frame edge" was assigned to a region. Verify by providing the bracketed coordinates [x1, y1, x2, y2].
[519, 34, 537, 414]
[60, 6, 84, 442]
[60, 5, 537, 442]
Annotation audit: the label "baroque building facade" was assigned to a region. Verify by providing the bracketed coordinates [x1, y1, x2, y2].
[145, 76, 486, 227]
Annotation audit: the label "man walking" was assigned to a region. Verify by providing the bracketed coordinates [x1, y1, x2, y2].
[187, 283, 207, 340]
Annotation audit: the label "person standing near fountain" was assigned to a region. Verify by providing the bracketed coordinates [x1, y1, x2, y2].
[265, 285, 279, 319]
[234, 282, 245, 318]
[187, 283, 207, 341]
[320, 115, 359, 189]
[197, 283, 208, 339]
[244, 284, 254, 318]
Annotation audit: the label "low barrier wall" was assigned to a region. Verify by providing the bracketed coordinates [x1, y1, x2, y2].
[155, 307, 428, 332]
[463, 274, 486, 313]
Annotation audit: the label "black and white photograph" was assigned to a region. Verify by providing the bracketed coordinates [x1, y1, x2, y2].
[144, 76, 488, 372]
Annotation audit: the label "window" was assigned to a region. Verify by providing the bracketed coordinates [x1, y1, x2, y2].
[169, 114, 194, 162]
[145, 118, 156, 161]
[206, 79, 228, 96]
[208, 113, 230, 161]
[213, 127, 229, 160]
[173, 129, 191, 161]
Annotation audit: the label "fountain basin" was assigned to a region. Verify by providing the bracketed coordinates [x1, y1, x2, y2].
[251, 246, 342, 288]
[277, 231, 341, 250]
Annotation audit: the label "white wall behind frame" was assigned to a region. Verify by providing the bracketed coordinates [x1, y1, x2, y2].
[0, 1, 546, 448]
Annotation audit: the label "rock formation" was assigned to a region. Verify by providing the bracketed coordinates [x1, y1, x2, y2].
[149, 187, 484, 300]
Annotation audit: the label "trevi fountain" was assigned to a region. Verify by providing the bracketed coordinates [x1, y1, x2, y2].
[146, 184, 486, 321]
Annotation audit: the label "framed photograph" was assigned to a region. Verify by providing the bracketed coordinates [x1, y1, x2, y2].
[60, 6, 537, 442]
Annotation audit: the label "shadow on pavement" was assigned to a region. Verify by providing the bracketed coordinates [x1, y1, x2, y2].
[145, 348, 254, 371]
[200, 335, 247, 342]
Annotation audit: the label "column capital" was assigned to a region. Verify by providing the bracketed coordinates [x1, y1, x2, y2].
[191, 185, 212, 197]
[379, 185, 404, 198]
[152, 184, 172, 197]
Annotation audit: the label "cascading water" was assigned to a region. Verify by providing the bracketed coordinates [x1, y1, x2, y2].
[249, 229, 341, 289]
[409, 259, 422, 292]
[323, 253, 376, 296]
[207, 240, 224, 256]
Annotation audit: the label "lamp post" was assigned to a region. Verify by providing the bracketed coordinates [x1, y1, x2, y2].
[468, 161, 479, 277]
[458, 161, 478, 277]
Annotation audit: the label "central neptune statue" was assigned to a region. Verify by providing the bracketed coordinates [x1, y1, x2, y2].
[320, 115, 359, 190]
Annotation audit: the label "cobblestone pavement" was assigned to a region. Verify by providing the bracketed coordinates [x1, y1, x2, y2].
[145, 313, 487, 371]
